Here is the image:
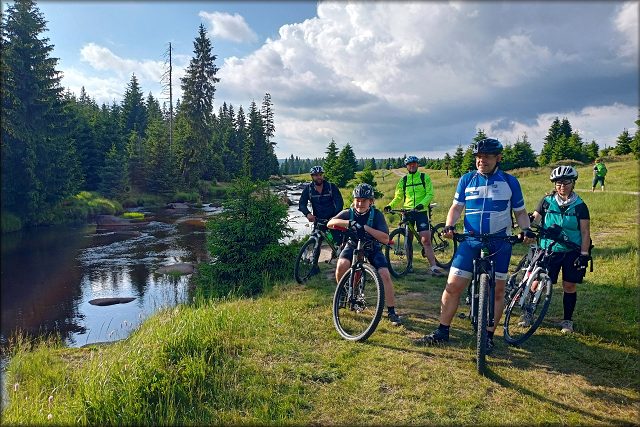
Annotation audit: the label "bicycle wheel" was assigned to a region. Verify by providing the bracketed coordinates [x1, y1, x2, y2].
[333, 263, 385, 341]
[294, 236, 319, 284]
[385, 228, 411, 278]
[476, 273, 489, 375]
[431, 222, 457, 269]
[503, 272, 553, 346]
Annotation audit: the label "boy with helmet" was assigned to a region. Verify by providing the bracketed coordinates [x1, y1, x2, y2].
[384, 156, 446, 276]
[530, 165, 591, 333]
[415, 138, 536, 351]
[328, 183, 403, 326]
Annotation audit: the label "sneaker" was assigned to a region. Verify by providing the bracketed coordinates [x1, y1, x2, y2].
[388, 312, 403, 326]
[486, 336, 495, 355]
[560, 320, 574, 334]
[518, 311, 533, 327]
[414, 328, 449, 346]
[430, 266, 446, 277]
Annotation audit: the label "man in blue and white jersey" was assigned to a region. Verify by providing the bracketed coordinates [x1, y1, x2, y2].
[415, 138, 535, 352]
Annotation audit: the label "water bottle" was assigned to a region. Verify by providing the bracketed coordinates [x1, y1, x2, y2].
[326, 230, 334, 244]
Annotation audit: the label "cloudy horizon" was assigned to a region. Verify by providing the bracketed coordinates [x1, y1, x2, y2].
[34, 1, 638, 159]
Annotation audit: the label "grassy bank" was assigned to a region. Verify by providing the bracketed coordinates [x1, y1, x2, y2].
[3, 158, 638, 425]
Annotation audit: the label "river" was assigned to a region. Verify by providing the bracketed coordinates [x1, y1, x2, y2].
[0, 185, 310, 405]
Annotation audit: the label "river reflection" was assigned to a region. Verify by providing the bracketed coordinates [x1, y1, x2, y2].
[1, 210, 207, 348]
[1, 191, 311, 350]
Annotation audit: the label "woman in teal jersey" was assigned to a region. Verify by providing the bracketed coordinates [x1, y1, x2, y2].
[531, 166, 591, 334]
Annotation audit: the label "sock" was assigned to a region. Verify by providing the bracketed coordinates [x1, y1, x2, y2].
[487, 330, 494, 339]
[438, 323, 450, 333]
[563, 292, 577, 321]
[387, 306, 396, 315]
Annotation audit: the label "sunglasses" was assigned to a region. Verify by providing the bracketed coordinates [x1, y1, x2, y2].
[555, 180, 574, 186]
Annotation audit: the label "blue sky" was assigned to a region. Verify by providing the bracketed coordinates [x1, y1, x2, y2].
[6, 1, 639, 159]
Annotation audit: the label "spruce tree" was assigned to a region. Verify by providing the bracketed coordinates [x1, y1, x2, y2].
[614, 129, 632, 155]
[631, 113, 640, 159]
[334, 143, 358, 187]
[539, 117, 562, 165]
[178, 24, 221, 185]
[121, 73, 147, 138]
[451, 145, 465, 177]
[1, 0, 81, 224]
[324, 139, 339, 181]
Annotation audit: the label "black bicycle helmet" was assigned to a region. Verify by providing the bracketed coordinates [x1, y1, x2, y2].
[309, 165, 324, 175]
[352, 183, 375, 199]
[404, 155, 419, 165]
[472, 138, 503, 155]
[549, 165, 578, 182]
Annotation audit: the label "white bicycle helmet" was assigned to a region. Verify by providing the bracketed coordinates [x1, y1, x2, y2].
[549, 165, 578, 182]
[309, 165, 324, 175]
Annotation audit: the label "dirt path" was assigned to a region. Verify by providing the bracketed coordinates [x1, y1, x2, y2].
[576, 188, 639, 195]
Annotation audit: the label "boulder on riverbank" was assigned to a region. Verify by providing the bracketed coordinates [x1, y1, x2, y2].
[156, 263, 195, 275]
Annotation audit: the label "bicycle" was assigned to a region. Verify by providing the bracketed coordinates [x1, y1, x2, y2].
[329, 224, 385, 342]
[503, 223, 541, 307]
[384, 205, 457, 278]
[294, 219, 343, 284]
[453, 231, 522, 375]
[503, 227, 588, 346]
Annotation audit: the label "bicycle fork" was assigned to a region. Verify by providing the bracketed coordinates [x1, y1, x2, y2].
[471, 256, 496, 329]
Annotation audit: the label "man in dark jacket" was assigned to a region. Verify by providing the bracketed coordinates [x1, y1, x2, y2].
[298, 166, 344, 223]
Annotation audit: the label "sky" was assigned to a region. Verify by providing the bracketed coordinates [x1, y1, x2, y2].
[7, 1, 639, 159]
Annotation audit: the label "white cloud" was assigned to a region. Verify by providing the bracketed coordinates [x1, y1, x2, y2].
[75, 43, 187, 104]
[214, 2, 637, 158]
[199, 11, 257, 43]
[60, 67, 124, 104]
[614, 2, 639, 59]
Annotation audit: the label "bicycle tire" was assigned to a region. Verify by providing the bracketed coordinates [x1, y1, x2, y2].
[503, 272, 553, 346]
[431, 222, 457, 269]
[385, 228, 411, 278]
[476, 273, 490, 375]
[332, 263, 385, 341]
[294, 236, 319, 284]
[504, 251, 533, 307]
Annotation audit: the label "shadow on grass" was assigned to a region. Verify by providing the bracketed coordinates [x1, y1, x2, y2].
[485, 369, 635, 426]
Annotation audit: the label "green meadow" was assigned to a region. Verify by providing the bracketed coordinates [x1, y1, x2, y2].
[3, 157, 638, 425]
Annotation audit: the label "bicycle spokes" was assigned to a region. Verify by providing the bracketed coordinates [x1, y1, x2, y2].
[332, 265, 385, 342]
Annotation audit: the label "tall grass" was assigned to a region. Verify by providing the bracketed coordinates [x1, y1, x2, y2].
[3, 158, 638, 425]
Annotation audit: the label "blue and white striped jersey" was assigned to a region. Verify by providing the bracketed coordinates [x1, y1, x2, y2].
[453, 169, 526, 235]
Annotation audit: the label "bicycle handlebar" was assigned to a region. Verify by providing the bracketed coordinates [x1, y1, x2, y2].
[451, 232, 523, 245]
[329, 225, 392, 247]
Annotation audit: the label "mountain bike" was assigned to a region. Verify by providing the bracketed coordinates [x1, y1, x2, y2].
[503, 223, 541, 307]
[294, 219, 343, 284]
[503, 228, 587, 346]
[453, 231, 522, 375]
[329, 225, 385, 342]
[384, 205, 456, 278]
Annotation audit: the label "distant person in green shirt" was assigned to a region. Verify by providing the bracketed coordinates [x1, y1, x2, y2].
[592, 159, 607, 192]
[383, 156, 446, 277]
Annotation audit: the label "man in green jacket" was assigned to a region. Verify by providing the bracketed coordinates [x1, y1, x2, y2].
[384, 156, 446, 276]
[592, 158, 607, 192]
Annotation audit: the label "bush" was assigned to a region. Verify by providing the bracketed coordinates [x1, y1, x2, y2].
[197, 178, 295, 298]
[173, 191, 201, 204]
[1, 211, 23, 233]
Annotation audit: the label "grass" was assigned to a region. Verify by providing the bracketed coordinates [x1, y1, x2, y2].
[3, 157, 639, 425]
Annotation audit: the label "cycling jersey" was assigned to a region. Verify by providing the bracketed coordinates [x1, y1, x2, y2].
[388, 171, 434, 212]
[454, 169, 526, 235]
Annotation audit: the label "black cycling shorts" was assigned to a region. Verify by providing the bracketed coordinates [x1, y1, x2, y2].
[339, 245, 389, 269]
[408, 211, 431, 233]
[546, 251, 585, 284]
